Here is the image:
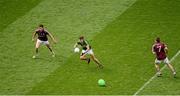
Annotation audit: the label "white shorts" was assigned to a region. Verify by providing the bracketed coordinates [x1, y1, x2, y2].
[82, 49, 94, 55]
[155, 57, 170, 64]
[36, 39, 49, 48]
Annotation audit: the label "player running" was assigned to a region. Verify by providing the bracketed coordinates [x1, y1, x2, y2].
[74, 36, 103, 68]
[32, 24, 56, 58]
[152, 37, 176, 77]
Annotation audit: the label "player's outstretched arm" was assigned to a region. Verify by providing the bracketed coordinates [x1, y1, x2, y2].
[32, 32, 37, 42]
[165, 45, 168, 54]
[47, 32, 57, 43]
[84, 45, 90, 54]
[152, 45, 155, 54]
[74, 43, 78, 48]
[86, 45, 90, 51]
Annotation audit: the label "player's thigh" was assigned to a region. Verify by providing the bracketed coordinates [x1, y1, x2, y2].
[90, 54, 96, 60]
[80, 54, 86, 59]
[80, 50, 86, 59]
[163, 57, 170, 64]
[81, 50, 86, 56]
[155, 59, 161, 64]
[44, 41, 50, 47]
[88, 49, 94, 55]
[36, 39, 42, 48]
[90, 52, 96, 60]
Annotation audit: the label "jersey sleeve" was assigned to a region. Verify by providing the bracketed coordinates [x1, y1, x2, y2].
[77, 41, 81, 45]
[152, 44, 155, 52]
[164, 44, 168, 50]
[35, 29, 39, 33]
[44, 30, 49, 35]
[84, 40, 89, 45]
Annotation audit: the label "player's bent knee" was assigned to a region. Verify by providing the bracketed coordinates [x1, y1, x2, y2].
[80, 56, 85, 60]
[35, 46, 39, 49]
[46, 44, 50, 48]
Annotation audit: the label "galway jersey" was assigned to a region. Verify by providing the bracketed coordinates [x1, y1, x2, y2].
[36, 29, 49, 41]
[153, 42, 167, 60]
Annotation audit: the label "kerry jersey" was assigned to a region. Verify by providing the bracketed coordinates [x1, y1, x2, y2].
[77, 40, 91, 50]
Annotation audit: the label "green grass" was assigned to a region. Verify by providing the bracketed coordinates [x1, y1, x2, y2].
[139, 54, 180, 95]
[0, 0, 43, 32]
[0, 0, 136, 94]
[0, 0, 180, 95]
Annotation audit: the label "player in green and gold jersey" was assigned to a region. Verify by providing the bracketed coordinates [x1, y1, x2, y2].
[74, 36, 103, 68]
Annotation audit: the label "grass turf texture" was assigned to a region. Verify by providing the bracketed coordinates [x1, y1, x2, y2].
[0, 0, 180, 95]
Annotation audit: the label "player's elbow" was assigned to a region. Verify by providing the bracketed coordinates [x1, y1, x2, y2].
[86, 46, 90, 50]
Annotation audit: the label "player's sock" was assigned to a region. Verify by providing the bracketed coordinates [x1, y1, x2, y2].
[47, 47, 55, 57]
[173, 72, 176, 78]
[51, 51, 55, 57]
[157, 72, 162, 77]
[33, 49, 39, 59]
[98, 64, 104, 69]
[92, 59, 103, 68]
[94, 59, 103, 68]
[87, 58, 91, 64]
[84, 58, 91, 64]
[48, 47, 53, 52]
[36, 48, 38, 54]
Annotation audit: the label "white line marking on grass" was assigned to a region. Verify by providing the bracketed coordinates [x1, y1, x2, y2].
[133, 50, 180, 96]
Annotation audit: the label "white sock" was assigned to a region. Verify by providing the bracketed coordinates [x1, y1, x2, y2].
[173, 72, 176, 74]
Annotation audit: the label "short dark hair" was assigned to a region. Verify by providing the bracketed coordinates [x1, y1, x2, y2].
[39, 24, 44, 28]
[79, 36, 84, 40]
[156, 37, 160, 43]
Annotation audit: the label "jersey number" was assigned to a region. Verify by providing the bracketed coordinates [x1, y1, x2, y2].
[157, 45, 162, 52]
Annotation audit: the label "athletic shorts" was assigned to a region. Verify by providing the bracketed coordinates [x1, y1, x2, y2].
[36, 39, 49, 48]
[81, 49, 94, 55]
[155, 57, 170, 64]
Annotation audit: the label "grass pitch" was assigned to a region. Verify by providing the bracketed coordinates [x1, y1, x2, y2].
[0, 0, 180, 95]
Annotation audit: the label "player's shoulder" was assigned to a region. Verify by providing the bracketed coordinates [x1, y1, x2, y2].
[35, 29, 40, 32]
[43, 29, 48, 32]
[161, 42, 167, 46]
[152, 43, 157, 47]
[77, 40, 80, 43]
[84, 40, 89, 44]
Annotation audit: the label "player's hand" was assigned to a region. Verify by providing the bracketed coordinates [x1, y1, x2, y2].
[32, 39, 35, 42]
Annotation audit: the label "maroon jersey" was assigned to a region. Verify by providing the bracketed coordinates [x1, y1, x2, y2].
[152, 43, 167, 60]
[36, 29, 49, 41]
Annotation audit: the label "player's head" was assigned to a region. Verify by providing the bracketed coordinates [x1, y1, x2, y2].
[39, 24, 44, 31]
[155, 37, 161, 43]
[39, 24, 44, 28]
[79, 36, 84, 42]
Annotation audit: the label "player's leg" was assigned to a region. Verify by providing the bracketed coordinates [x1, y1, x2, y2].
[155, 59, 162, 77]
[90, 53, 103, 68]
[164, 58, 176, 77]
[45, 41, 55, 57]
[166, 64, 176, 76]
[80, 53, 90, 64]
[155, 64, 162, 76]
[33, 39, 41, 58]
